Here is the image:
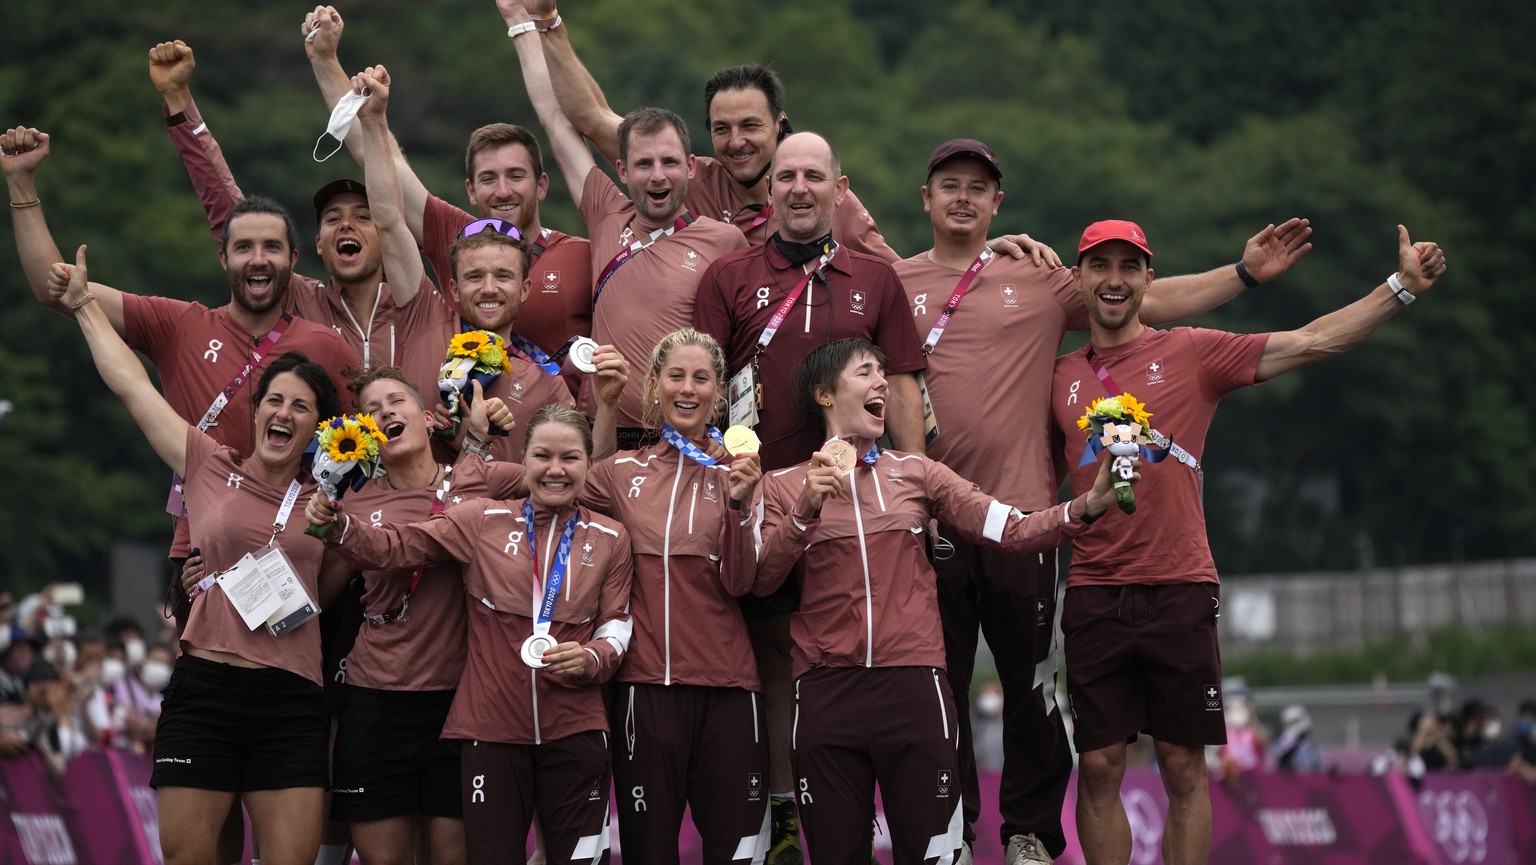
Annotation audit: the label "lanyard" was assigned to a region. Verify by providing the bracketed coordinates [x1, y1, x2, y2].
[756, 242, 838, 355]
[746, 202, 773, 232]
[188, 478, 303, 599]
[1082, 347, 1201, 475]
[592, 212, 696, 306]
[523, 502, 580, 637]
[921, 251, 991, 354]
[660, 424, 724, 466]
[368, 466, 453, 627]
[505, 332, 585, 377]
[530, 228, 551, 260]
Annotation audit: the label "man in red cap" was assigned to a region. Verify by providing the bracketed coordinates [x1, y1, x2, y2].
[898, 139, 1316, 865]
[1051, 220, 1446, 865]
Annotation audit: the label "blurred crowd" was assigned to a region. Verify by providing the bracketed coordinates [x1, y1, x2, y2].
[0, 585, 175, 774]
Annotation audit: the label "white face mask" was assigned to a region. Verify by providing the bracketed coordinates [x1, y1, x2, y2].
[314, 89, 370, 162]
[1226, 705, 1251, 727]
[976, 692, 1004, 717]
[1483, 720, 1503, 742]
[123, 639, 146, 668]
[46, 640, 78, 673]
[100, 657, 126, 686]
[139, 660, 172, 692]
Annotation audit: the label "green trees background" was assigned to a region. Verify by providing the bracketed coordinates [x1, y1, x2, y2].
[1, 0, 1531, 592]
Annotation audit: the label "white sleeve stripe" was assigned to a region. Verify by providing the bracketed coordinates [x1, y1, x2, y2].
[982, 500, 1011, 543]
[594, 618, 632, 652]
[485, 508, 513, 515]
[579, 520, 621, 538]
[191, 122, 208, 135]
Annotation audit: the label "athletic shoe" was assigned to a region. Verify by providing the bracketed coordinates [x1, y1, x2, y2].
[1005, 833, 1054, 865]
[767, 797, 802, 865]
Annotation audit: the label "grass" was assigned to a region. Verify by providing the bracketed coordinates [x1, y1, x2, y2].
[1221, 626, 1536, 687]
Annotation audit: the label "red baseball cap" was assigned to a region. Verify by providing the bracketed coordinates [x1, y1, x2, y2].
[1077, 220, 1153, 259]
[926, 138, 1001, 181]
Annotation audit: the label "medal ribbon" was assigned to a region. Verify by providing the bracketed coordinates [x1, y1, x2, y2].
[592, 212, 697, 306]
[660, 424, 724, 466]
[506, 331, 585, 377]
[368, 466, 453, 628]
[756, 241, 839, 354]
[168, 313, 295, 517]
[921, 251, 991, 354]
[1082, 347, 1200, 475]
[523, 502, 580, 638]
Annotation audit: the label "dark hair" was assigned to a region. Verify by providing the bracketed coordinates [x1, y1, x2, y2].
[618, 107, 691, 163]
[346, 365, 425, 408]
[465, 123, 545, 181]
[255, 351, 341, 421]
[525, 403, 593, 457]
[448, 228, 531, 283]
[221, 194, 301, 255]
[704, 64, 786, 126]
[793, 338, 885, 434]
[103, 616, 142, 640]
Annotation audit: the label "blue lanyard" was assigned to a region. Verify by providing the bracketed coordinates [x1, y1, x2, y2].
[660, 424, 724, 466]
[522, 502, 580, 631]
[505, 331, 586, 378]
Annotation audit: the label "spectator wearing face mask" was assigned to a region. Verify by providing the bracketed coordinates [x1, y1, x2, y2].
[1274, 704, 1327, 773]
[1459, 699, 1521, 770]
[89, 640, 162, 752]
[25, 659, 95, 774]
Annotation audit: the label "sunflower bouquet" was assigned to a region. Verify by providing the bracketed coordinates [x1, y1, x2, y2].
[1076, 393, 1154, 514]
[438, 330, 512, 436]
[303, 415, 389, 539]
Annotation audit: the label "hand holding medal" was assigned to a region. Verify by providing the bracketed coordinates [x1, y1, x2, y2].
[535, 640, 596, 679]
[587, 343, 629, 407]
[723, 426, 763, 506]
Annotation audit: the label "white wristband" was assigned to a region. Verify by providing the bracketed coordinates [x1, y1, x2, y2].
[507, 21, 537, 38]
[1387, 272, 1415, 305]
[535, 14, 563, 32]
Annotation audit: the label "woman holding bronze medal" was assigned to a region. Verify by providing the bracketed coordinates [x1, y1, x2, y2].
[755, 338, 1129, 865]
[580, 328, 766, 863]
[50, 246, 343, 865]
[306, 404, 633, 865]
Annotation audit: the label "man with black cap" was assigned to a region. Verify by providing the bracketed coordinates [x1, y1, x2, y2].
[1052, 219, 1444, 865]
[898, 140, 1317, 865]
[150, 38, 435, 369]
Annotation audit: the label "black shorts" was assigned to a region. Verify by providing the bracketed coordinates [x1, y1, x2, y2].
[331, 685, 462, 822]
[1063, 582, 1226, 752]
[321, 576, 366, 716]
[151, 653, 329, 791]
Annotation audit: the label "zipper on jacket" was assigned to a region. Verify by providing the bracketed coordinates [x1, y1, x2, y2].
[662, 455, 685, 684]
[849, 468, 874, 667]
[931, 668, 950, 738]
[625, 685, 637, 760]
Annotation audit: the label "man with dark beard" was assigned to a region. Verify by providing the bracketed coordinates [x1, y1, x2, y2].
[3, 125, 355, 623]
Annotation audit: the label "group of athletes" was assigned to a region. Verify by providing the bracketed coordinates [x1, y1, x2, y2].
[2, 3, 1448, 865]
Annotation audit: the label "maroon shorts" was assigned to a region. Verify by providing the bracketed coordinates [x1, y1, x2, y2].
[1062, 582, 1226, 753]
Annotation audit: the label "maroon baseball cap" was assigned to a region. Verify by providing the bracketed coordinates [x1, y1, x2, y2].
[926, 138, 1001, 181]
[313, 178, 367, 219]
[1077, 220, 1153, 259]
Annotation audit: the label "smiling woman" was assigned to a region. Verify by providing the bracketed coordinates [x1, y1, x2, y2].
[48, 244, 344, 865]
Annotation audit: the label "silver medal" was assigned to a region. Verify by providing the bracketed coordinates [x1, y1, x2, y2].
[521, 633, 556, 668]
[569, 337, 599, 374]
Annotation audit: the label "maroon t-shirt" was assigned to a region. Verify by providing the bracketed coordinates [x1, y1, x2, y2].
[695, 242, 926, 470]
[1051, 326, 1269, 587]
[122, 295, 355, 558]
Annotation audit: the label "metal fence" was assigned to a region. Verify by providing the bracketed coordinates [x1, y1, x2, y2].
[1217, 558, 1536, 656]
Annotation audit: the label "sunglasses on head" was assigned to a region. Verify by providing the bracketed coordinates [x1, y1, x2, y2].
[458, 218, 523, 241]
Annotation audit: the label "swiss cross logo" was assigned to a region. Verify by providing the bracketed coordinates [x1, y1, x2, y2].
[937, 770, 952, 798]
[510, 381, 526, 402]
[681, 249, 700, 272]
[748, 772, 763, 800]
[542, 271, 560, 293]
[1205, 684, 1223, 712]
[1002, 283, 1019, 309]
[849, 290, 866, 315]
[1146, 358, 1166, 386]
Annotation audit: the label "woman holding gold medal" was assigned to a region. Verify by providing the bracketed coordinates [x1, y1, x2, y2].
[50, 245, 343, 865]
[306, 402, 633, 865]
[755, 338, 1130, 865]
[580, 328, 766, 864]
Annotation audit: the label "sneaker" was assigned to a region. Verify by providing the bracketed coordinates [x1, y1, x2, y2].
[1005, 833, 1054, 865]
[767, 798, 802, 865]
[955, 840, 974, 865]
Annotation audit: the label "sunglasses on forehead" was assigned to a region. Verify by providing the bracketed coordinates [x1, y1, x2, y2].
[458, 218, 523, 241]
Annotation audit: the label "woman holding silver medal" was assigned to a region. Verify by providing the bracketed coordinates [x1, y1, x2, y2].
[49, 246, 343, 865]
[306, 400, 634, 865]
[754, 338, 1131, 865]
[580, 328, 766, 864]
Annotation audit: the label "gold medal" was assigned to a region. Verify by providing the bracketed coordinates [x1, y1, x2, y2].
[723, 425, 761, 456]
[822, 439, 858, 477]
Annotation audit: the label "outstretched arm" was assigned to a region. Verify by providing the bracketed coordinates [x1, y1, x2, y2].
[522, 0, 625, 164]
[352, 65, 425, 305]
[1141, 217, 1314, 324]
[499, 0, 597, 206]
[51, 246, 189, 476]
[150, 40, 247, 243]
[303, 6, 432, 243]
[1255, 225, 1444, 381]
[3, 129, 128, 330]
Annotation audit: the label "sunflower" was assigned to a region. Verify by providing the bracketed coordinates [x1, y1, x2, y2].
[323, 422, 372, 462]
[1118, 393, 1152, 427]
[356, 413, 390, 445]
[449, 331, 491, 359]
